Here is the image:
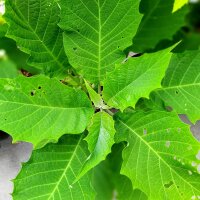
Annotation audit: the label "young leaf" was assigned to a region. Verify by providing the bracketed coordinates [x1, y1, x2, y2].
[0, 75, 93, 148]
[131, 0, 188, 52]
[115, 110, 200, 199]
[13, 134, 95, 200]
[5, 0, 69, 77]
[103, 48, 172, 111]
[84, 80, 103, 108]
[59, 0, 142, 83]
[78, 111, 115, 179]
[155, 49, 200, 123]
[0, 59, 18, 78]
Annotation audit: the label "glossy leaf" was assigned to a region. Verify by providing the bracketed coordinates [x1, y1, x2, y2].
[115, 110, 200, 200]
[0, 75, 93, 148]
[5, 0, 69, 77]
[13, 134, 95, 200]
[78, 111, 115, 179]
[103, 48, 172, 111]
[59, 0, 142, 83]
[155, 49, 200, 123]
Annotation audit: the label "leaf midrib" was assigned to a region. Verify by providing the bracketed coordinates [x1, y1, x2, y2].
[118, 119, 200, 194]
[47, 136, 83, 200]
[7, 0, 65, 70]
[97, 0, 102, 83]
[106, 56, 166, 104]
[156, 82, 200, 91]
[0, 99, 90, 110]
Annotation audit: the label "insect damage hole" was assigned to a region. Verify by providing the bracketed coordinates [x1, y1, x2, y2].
[30, 90, 36, 96]
[164, 181, 173, 188]
[175, 90, 179, 94]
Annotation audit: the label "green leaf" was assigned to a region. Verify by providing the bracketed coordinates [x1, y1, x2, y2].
[78, 111, 115, 179]
[115, 110, 200, 200]
[84, 80, 103, 108]
[5, 0, 69, 77]
[103, 48, 172, 111]
[132, 0, 188, 52]
[0, 75, 93, 148]
[59, 0, 142, 83]
[0, 59, 18, 78]
[155, 49, 200, 123]
[173, 0, 188, 12]
[93, 143, 147, 200]
[13, 134, 96, 200]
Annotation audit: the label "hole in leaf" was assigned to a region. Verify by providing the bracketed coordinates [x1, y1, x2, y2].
[38, 86, 42, 89]
[175, 90, 179, 94]
[118, 46, 120, 48]
[73, 47, 77, 51]
[143, 128, 147, 135]
[30, 90, 35, 96]
[164, 181, 173, 188]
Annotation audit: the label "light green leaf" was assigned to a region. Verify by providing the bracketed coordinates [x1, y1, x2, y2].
[78, 111, 115, 179]
[13, 134, 96, 200]
[0, 59, 18, 78]
[84, 80, 103, 108]
[0, 75, 93, 148]
[173, 0, 188, 12]
[103, 48, 172, 111]
[132, 0, 188, 52]
[59, 0, 142, 83]
[5, 0, 69, 77]
[155, 49, 200, 123]
[115, 110, 200, 200]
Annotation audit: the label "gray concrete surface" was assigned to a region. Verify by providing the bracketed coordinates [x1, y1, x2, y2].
[0, 137, 32, 200]
[0, 116, 199, 200]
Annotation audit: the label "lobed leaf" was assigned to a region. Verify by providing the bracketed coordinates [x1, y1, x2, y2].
[5, 0, 69, 77]
[103, 48, 172, 111]
[78, 111, 115, 179]
[13, 134, 95, 200]
[59, 0, 142, 83]
[0, 75, 93, 148]
[115, 110, 200, 199]
[155, 49, 200, 123]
